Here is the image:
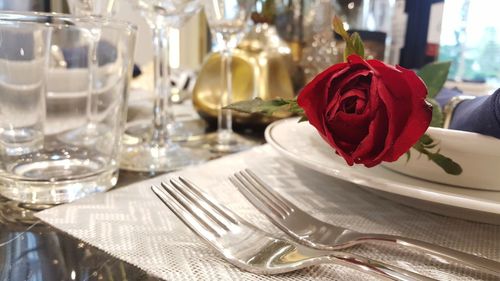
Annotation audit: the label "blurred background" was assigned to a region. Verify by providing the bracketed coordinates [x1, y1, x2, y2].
[1, 0, 499, 91]
[0, 0, 207, 72]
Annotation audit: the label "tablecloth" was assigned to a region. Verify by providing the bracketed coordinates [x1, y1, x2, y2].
[36, 145, 500, 281]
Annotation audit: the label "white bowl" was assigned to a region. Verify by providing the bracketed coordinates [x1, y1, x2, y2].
[382, 127, 500, 191]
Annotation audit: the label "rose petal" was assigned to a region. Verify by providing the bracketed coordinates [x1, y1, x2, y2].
[298, 63, 348, 135]
[326, 89, 366, 117]
[326, 66, 354, 100]
[326, 70, 372, 116]
[370, 63, 413, 144]
[396, 65, 428, 99]
[348, 55, 379, 75]
[382, 68, 431, 161]
[368, 60, 411, 102]
[370, 61, 431, 161]
[348, 77, 393, 166]
[334, 68, 372, 91]
[352, 106, 389, 167]
[322, 132, 355, 166]
[338, 89, 367, 114]
[330, 111, 371, 146]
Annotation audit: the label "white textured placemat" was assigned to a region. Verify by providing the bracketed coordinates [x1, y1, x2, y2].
[36, 145, 500, 281]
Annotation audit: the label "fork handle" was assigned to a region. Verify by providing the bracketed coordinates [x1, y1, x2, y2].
[328, 252, 436, 281]
[349, 234, 500, 277]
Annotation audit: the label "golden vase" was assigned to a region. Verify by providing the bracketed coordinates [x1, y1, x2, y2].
[193, 24, 296, 126]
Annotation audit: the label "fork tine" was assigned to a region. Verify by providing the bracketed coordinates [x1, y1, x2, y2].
[176, 177, 240, 225]
[169, 178, 232, 231]
[163, 180, 228, 234]
[151, 184, 222, 238]
[239, 169, 293, 214]
[244, 169, 297, 213]
[159, 182, 225, 237]
[231, 173, 288, 220]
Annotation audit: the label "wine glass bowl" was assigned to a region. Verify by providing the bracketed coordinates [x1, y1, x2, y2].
[203, 3, 250, 47]
[137, 0, 201, 28]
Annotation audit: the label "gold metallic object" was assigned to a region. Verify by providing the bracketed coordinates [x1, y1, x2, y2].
[193, 24, 295, 126]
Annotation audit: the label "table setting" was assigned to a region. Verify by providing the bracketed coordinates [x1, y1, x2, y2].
[1, 0, 500, 280]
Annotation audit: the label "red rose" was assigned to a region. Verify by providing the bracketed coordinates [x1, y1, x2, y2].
[297, 55, 432, 167]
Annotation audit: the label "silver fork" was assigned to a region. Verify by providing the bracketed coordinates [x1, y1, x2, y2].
[230, 169, 500, 278]
[152, 177, 435, 281]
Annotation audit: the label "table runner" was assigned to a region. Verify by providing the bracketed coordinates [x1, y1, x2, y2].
[36, 145, 500, 280]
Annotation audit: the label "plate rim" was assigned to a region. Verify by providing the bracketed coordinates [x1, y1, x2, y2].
[265, 118, 500, 215]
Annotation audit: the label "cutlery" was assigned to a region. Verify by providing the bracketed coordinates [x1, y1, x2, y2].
[151, 177, 435, 281]
[230, 169, 500, 277]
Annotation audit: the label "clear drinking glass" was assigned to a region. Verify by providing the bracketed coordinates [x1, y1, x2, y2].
[120, 0, 210, 172]
[0, 12, 136, 205]
[201, 0, 257, 153]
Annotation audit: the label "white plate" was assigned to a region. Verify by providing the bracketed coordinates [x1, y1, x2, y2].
[383, 126, 500, 191]
[265, 118, 500, 225]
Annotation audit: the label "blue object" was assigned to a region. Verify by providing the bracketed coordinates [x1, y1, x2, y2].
[132, 64, 142, 78]
[448, 89, 500, 138]
[62, 40, 117, 68]
[62, 41, 141, 77]
[435, 87, 462, 108]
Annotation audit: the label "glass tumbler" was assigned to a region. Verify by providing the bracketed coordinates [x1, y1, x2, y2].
[0, 12, 136, 205]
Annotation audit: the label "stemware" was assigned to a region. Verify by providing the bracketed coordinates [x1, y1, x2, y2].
[61, 0, 119, 147]
[120, 0, 211, 172]
[201, 0, 257, 153]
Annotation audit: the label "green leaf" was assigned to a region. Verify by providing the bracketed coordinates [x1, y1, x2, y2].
[224, 98, 285, 114]
[224, 97, 304, 116]
[350, 32, 365, 58]
[287, 99, 305, 115]
[343, 37, 358, 61]
[417, 61, 452, 99]
[427, 98, 444, 128]
[333, 16, 365, 61]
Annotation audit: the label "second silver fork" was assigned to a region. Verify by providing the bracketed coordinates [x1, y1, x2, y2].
[230, 169, 500, 278]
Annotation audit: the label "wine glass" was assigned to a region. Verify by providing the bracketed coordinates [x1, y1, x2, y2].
[61, 0, 118, 146]
[120, 0, 210, 172]
[201, 0, 257, 153]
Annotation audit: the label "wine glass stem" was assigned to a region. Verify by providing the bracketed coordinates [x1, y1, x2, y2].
[218, 48, 234, 143]
[152, 26, 173, 144]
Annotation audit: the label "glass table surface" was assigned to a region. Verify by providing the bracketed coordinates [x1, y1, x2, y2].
[0, 170, 163, 281]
